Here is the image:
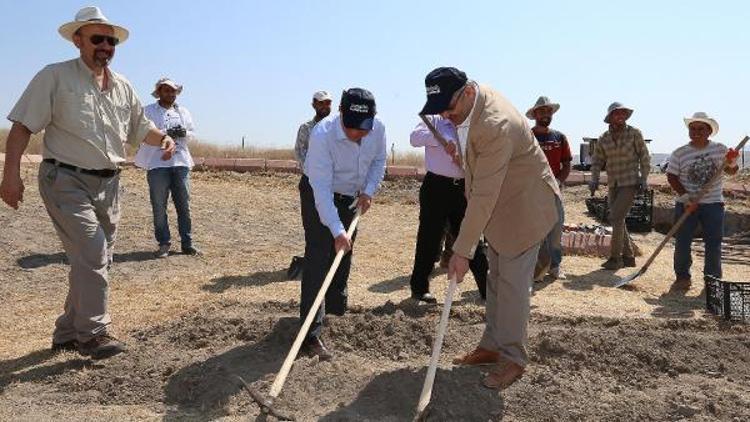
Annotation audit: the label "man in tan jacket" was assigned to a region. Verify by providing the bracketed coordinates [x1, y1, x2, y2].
[419, 67, 560, 390]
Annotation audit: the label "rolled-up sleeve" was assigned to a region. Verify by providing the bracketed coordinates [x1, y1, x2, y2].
[127, 84, 156, 146]
[7, 67, 54, 134]
[306, 128, 346, 237]
[363, 125, 387, 197]
[590, 135, 606, 183]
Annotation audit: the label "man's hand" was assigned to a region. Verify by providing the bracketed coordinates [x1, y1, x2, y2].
[588, 181, 599, 196]
[444, 141, 461, 166]
[334, 233, 352, 253]
[356, 193, 372, 215]
[0, 175, 25, 209]
[678, 193, 699, 214]
[447, 253, 470, 283]
[160, 135, 176, 160]
[726, 148, 739, 168]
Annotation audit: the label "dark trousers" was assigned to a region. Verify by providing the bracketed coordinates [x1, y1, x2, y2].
[673, 202, 724, 280]
[299, 176, 357, 340]
[409, 172, 488, 298]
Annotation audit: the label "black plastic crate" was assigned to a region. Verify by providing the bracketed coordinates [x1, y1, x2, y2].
[705, 275, 750, 322]
[584, 189, 653, 233]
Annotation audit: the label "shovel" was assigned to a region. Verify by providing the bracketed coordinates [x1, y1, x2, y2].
[243, 207, 362, 420]
[614, 135, 748, 288]
[413, 276, 458, 421]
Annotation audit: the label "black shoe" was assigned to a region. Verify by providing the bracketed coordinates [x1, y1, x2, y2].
[287, 256, 304, 279]
[622, 256, 636, 267]
[300, 337, 332, 361]
[78, 334, 127, 360]
[51, 339, 78, 352]
[182, 245, 202, 256]
[412, 292, 438, 304]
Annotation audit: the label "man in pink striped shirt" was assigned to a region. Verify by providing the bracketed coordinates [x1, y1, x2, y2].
[408, 115, 488, 303]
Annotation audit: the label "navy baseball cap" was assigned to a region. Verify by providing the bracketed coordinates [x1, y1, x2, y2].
[420, 67, 468, 115]
[341, 88, 376, 130]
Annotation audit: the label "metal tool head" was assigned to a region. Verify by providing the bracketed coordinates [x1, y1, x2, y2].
[236, 375, 295, 421]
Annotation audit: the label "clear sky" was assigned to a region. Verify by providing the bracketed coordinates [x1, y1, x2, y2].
[1, 1, 748, 156]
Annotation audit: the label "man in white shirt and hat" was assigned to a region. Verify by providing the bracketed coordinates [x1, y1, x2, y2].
[0, 6, 176, 359]
[666, 112, 739, 292]
[135, 77, 200, 258]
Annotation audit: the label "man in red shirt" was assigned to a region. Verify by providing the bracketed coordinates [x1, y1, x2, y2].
[527, 96, 571, 280]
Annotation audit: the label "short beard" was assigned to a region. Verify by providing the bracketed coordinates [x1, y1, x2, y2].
[93, 50, 113, 67]
[536, 117, 552, 127]
[316, 109, 331, 120]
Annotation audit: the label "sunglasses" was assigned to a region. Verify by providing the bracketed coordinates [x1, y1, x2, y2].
[89, 34, 119, 46]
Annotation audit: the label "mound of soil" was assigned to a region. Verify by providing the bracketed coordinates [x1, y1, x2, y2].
[4, 300, 745, 421]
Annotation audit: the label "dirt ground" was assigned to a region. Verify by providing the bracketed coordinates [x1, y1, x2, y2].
[1, 164, 749, 421]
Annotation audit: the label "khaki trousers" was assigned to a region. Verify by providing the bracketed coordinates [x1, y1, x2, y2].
[479, 241, 541, 367]
[38, 161, 120, 343]
[607, 186, 636, 258]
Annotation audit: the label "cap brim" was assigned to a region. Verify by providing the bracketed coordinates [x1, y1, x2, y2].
[342, 114, 374, 131]
[420, 95, 453, 115]
[58, 22, 129, 44]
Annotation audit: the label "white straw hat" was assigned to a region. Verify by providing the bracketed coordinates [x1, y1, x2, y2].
[58, 6, 129, 44]
[151, 77, 183, 98]
[684, 111, 719, 135]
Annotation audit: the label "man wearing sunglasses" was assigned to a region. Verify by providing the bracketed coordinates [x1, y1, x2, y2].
[419, 67, 560, 390]
[0, 6, 176, 360]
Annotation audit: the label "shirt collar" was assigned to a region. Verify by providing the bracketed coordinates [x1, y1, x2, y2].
[76, 57, 117, 91]
[457, 83, 480, 129]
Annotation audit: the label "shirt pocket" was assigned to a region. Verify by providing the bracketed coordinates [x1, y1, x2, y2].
[54, 90, 97, 137]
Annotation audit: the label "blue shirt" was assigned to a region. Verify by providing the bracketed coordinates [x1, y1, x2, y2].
[303, 114, 387, 237]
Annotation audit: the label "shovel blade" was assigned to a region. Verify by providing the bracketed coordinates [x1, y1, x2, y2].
[613, 269, 642, 288]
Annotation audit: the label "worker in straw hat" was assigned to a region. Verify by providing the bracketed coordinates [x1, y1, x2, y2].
[134, 77, 201, 258]
[666, 112, 740, 292]
[526, 96, 572, 281]
[0, 6, 176, 359]
[589, 102, 651, 270]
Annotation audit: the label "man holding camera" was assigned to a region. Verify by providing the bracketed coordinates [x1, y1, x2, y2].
[135, 77, 200, 258]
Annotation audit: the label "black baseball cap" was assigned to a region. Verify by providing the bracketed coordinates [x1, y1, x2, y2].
[420, 67, 468, 115]
[340, 88, 376, 130]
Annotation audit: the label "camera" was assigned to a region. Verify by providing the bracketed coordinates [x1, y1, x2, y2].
[166, 125, 187, 139]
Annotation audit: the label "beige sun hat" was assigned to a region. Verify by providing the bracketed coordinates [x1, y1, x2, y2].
[525, 96, 560, 119]
[684, 111, 719, 135]
[151, 77, 183, 98]
[58, 6, 129, 44]
[604, 102, 633, 123]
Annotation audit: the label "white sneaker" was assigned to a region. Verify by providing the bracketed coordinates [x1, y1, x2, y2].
[155, 244, 170, 258]
[549, 267, 566, 280]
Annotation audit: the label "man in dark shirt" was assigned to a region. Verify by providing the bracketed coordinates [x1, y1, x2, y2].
[527, 96, 571, 280]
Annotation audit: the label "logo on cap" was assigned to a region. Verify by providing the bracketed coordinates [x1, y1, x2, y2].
[350, 104, 370, 114]
[426, 85, 441, 96]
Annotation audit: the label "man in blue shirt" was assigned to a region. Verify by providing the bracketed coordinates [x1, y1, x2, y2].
[299, 88, 387, 360]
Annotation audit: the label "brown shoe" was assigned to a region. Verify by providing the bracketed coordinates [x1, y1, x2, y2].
[51, 339, 78, 352]
[301, 337, 333, 361]
[482, 361, 526, 390]
[452, 347, 499, 366]
[669, 277, 692, 292]
[78, 334, 127, 360]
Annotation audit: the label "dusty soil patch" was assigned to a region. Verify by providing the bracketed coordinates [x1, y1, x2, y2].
[3, 301, 749, 421]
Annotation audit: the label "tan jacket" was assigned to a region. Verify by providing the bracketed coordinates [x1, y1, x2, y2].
[453, 86, 560, 258]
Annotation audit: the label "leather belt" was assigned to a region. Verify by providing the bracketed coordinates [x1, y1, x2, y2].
[43, 159, 120, 178]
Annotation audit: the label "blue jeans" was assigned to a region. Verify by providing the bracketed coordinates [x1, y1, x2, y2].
[147, 166, 192, 248]
[540, 195, 565, 269]
[673, 202, 724, 280]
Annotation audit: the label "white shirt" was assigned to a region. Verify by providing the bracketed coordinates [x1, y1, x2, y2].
[134, 102, 195, 170]
[456, 83, 480, 168]
[667, 141, 728, 204]
[304, 114, 387, 237]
